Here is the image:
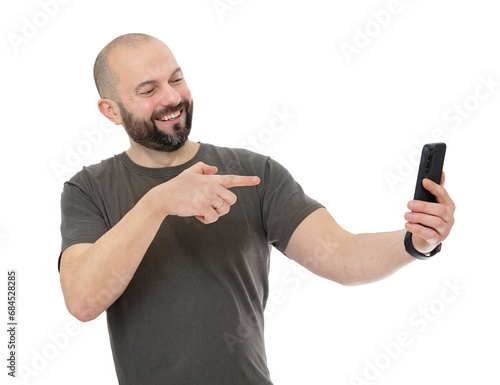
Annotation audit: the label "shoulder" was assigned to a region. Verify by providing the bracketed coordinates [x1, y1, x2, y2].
[202, 143, 273, 176]
[64, 153, 126, 191]
[204, 143, 270, 163]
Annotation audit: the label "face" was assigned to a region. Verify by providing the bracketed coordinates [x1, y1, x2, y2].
[109, 40, 194, 152]
[117, 97, 193, 153]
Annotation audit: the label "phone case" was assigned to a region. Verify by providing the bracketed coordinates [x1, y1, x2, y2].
[413, 143, 446, 203]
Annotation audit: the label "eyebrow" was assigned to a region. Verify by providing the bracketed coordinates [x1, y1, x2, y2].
[134, 67, 182, 90]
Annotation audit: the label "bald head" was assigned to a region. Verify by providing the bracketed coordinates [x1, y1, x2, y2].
[93, 33, 158, 99]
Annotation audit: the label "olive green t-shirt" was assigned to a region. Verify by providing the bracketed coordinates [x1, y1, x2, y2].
[59, 143, 323, 385]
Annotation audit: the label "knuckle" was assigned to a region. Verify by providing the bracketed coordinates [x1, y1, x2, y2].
[419, 226, 433, 240]
[425, 230, 439, 244]
[435, 219, 447, 234]
[195, 194, 208, 208]
[433, 216, 445, 229]
[228, 192, 237, 205]
[204, 212, 218, 224]
[429, 236, 440, 245]
[216, 175, 228, 186]
[203, 182, 216, 196]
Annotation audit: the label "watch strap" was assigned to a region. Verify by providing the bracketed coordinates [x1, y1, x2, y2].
[404, 231, 442, 260]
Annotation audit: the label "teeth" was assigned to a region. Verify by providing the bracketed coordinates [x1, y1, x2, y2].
[158, 110, 181, 121]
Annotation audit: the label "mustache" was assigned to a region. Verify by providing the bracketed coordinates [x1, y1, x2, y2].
[151, 100, 191, 120]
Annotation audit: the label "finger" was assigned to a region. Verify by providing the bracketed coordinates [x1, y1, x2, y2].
[216, 188, 238, 206]
[214, 200, 230, 216]
[195, 215, 206, 223]
[407, 200, 454, 223]
[404, 211, 448, 236]
[196, 215, 216, 225]
[196, 209, 219, 224]
[212, 199, 224, 211]
[212, 198, 225, 211]
[216, 174, 260, 189]
[421, 177, 452, 205]
[201, 164, 218, 176]
[183, 161, 218, 176]
[440, 171, 445, 187]
[405, 222, 440, 245]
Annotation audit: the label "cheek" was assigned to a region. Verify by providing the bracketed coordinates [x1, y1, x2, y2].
[136, 99, 158, 118]
[179, 84, 192, 102]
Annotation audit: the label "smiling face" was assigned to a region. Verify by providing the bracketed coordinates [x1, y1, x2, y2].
[106, 38, 194, 152]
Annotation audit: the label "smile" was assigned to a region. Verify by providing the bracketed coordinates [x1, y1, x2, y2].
[157, 110, 182, 122]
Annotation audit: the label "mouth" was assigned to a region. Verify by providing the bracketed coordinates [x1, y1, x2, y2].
[156, 109, 183, 123]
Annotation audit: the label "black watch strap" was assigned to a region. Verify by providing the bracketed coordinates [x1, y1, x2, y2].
[404, 231, 442, 260]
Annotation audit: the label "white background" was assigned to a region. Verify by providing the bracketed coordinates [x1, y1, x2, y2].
[1, 0, 499, 384]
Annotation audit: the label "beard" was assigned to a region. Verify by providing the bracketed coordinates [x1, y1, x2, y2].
[117, 99, 193, 153]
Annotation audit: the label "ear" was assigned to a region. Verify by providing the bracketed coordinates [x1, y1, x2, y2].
[98, 98, 123, 125]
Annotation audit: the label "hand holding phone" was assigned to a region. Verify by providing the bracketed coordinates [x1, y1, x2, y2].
[413, 143, 446, 202]
[405, 142, 447, 259]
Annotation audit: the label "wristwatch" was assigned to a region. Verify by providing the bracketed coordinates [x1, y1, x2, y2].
[404, 231, 442, 260]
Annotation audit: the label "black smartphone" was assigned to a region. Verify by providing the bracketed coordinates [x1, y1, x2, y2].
[413, 143, 446, 203]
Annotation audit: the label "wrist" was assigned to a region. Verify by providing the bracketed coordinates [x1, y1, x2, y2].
[140, 186, 170, 221]
[411, 233, 435, 254]
[404, 231, 442, 260]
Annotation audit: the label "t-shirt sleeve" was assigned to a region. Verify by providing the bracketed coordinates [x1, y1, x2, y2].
[59, 177, 110, 270]
[260, 157, 324, 254]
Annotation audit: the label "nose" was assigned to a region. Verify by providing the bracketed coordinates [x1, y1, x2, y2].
[159, 83, 181, 107]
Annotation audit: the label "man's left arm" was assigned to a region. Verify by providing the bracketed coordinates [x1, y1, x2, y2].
[284, 174, 455, 286]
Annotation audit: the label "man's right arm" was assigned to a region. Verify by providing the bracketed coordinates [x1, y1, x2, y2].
[59, 162, 260, 322]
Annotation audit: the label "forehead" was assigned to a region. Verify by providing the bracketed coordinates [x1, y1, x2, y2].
[109, 40, 179, 91]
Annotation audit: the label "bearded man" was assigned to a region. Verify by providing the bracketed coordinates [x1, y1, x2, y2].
[58, 33, 455, 385]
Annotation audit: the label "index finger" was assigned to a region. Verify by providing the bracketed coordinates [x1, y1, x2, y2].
[216, 174, 261, 188]
[422, 177, 451, 205]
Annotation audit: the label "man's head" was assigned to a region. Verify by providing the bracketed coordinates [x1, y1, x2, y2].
[94, 33, 193, 152]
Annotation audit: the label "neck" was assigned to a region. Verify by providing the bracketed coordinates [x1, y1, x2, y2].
[126, 140, 200, 168]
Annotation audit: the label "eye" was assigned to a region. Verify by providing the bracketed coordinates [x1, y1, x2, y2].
[140, 88, 155, 96]
[172, 77, 183, 83]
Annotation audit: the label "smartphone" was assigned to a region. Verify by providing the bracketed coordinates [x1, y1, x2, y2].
[413, 143, 446, 203]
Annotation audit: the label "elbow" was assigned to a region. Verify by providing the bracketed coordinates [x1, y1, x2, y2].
[60, 273, 102, 323]
[61, 282, 101, 323]
[67, 300, 101, 323]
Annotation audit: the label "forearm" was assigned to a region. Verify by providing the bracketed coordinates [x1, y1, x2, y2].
[286, 209, 415, 286]
[60, 189, 166, 321]
[61, 163, 260, 321]
[336, 229, 414, 286]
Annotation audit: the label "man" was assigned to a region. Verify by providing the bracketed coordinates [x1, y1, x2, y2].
[59, 33, 455, 384]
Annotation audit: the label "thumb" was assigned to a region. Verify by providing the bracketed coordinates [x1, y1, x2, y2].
[182, 161, 218, 176]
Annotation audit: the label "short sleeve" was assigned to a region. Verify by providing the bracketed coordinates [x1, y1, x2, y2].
[59, 179, 110, 270]
[260, 158, 324, 254]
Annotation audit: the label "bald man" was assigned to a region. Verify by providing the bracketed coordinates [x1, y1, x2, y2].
[58, 33, 455, 384]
